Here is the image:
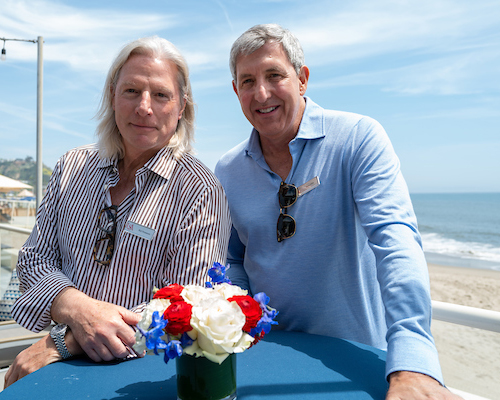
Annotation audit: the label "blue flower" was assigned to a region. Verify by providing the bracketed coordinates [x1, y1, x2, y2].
[207, 262, 232, 285]
[250, 292, 279, 336]
[164, 340, 183, 363]
[180, 332, 194, 347]
[137, 311, 169, 355]
[253, 292, 270, 308]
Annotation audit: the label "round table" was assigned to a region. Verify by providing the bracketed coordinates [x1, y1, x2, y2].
[1, 331, 388, 399]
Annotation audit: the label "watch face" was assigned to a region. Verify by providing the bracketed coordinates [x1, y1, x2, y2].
[52, 323, 67, 336]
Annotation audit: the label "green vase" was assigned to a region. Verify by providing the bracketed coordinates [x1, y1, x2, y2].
[175, 353, 237, 400]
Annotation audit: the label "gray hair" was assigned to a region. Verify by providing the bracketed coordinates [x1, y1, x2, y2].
[96, 36, 195, 159]
[229, 24, 305, 82]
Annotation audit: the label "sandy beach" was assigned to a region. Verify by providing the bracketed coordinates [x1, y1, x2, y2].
[428, 263, 500, 399]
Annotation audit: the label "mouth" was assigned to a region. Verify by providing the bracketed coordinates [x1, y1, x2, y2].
[131, 123, 156, 130]
[257, 106, 278, 114]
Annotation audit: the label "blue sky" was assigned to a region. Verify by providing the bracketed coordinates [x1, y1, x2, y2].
[1, 0, 499, 193]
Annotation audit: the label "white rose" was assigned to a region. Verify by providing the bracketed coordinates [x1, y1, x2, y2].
[133, 298, 170, 354]
[212, 283, 248, 299]
[189, 297, 254, 363]
[181, 285, 220, 305]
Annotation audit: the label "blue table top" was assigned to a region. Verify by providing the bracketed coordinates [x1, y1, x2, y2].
[1, 331, 388, 399]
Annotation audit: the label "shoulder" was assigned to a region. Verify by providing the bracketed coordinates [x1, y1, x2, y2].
[58, 143, 100, 165]
[51, 144, 104, 176]
[303, 97, 385, 140]
[324, 109, 383, 135]
[214, 139, 249, 179]
[174, 152, 223, 192]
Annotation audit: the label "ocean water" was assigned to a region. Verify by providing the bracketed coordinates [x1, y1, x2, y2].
[410, 193, 500, 271]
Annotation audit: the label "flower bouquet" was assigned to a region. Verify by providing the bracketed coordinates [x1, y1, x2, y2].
[133, 262, 278, 400]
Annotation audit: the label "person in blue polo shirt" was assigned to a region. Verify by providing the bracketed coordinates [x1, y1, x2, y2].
[215, 24, 462, 400]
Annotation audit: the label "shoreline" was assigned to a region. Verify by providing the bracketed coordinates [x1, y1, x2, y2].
[427, 262, 500, 399]
[428, 262, 500, 311]
[425, 251, 500, 273]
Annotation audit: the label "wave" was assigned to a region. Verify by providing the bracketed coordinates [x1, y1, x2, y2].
[421, 232, 500, 263]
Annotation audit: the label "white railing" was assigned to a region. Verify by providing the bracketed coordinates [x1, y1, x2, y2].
[0, 199, 36, 230]
[432, 300, 500, 333]
[0, 224, 31, 300]
[0, 224, 31, 236]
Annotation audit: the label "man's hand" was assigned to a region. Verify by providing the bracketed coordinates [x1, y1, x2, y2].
[51, 288, 141, 362]
[4, 335, 61, 388]
[387, 371, 464, 400]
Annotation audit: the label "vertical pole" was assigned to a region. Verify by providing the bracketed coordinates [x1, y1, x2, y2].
[36, 36, 43, 210]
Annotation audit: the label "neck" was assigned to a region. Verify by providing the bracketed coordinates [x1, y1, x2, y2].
[109, 149, 158, 205]
[260, 136, 293, 181]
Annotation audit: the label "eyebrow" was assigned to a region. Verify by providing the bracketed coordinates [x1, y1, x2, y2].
[119, 80, 175, 94]
[238, 66, 288, 81]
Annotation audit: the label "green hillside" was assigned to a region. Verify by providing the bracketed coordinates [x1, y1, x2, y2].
[0, 157, 52, 190]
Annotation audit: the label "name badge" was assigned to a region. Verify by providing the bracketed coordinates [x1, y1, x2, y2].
[297, 176, 320, 197]
[124, 221, 156, 241]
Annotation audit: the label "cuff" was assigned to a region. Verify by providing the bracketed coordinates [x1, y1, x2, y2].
[385, 333, 444, 386]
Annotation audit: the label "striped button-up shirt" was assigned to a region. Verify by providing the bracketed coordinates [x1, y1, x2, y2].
[12, 144, 231, 332]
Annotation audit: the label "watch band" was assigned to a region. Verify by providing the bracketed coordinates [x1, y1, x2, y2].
[50, 323, 73, 359]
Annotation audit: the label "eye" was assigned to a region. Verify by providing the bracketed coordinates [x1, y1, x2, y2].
[240, 78, 253, 87]
[156, 92, 173, 101]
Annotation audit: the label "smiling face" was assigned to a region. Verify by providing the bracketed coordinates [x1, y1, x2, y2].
[232, 41, 309, 146]
[112, 54, 186, 161]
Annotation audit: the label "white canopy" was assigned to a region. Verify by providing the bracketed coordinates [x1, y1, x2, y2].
[0, 174, 33, 193]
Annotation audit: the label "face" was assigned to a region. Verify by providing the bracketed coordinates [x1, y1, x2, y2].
[232, 41, 309, 144]
[112, 54, 186, 160]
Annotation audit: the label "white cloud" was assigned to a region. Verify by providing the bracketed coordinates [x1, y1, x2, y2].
[294, 0, 499, 60]
[0, 0, 178, 72]
[310, 46, 500, 96]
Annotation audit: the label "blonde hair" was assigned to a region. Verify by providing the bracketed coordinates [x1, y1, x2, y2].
[95, 36, 195, 159]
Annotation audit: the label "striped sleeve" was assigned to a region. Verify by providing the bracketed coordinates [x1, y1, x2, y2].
[13, 156, 77, 332]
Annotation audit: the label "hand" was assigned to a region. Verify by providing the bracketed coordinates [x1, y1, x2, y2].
[386, 371, 464, 400]
[51, 288, 141, 362]
[4, 335, 61, 388]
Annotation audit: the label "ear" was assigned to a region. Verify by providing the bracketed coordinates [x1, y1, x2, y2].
[232, 80, 239, 96]
[298, 65, 309, 96]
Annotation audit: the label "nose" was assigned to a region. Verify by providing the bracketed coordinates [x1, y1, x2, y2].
[136, 92, 153, 116]
[254, 81, 271, 104]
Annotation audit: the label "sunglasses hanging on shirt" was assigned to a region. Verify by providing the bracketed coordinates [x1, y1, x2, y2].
[93, 205, 118, 265]
[277, 182, 297, 242]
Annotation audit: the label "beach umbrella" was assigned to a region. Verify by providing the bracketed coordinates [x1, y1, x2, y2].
[17, 189, 35, 197]
[0, 174, 33, 193]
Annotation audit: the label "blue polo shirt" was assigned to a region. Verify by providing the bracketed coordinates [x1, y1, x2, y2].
[215, 97, 442, 384]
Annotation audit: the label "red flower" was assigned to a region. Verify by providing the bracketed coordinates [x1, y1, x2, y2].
[154, 284, 184, 302]
[163, 301, 193, 336]
[228, 295, 262, 332]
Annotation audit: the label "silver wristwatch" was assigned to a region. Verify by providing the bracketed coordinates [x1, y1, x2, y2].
[50, 323, 73, 359]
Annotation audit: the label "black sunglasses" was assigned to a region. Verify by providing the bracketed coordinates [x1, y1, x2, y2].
[93, 205, 118, 265]
[277, 182, 297, 242]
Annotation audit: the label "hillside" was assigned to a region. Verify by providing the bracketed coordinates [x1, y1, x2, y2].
[0, 157, 52, 189]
